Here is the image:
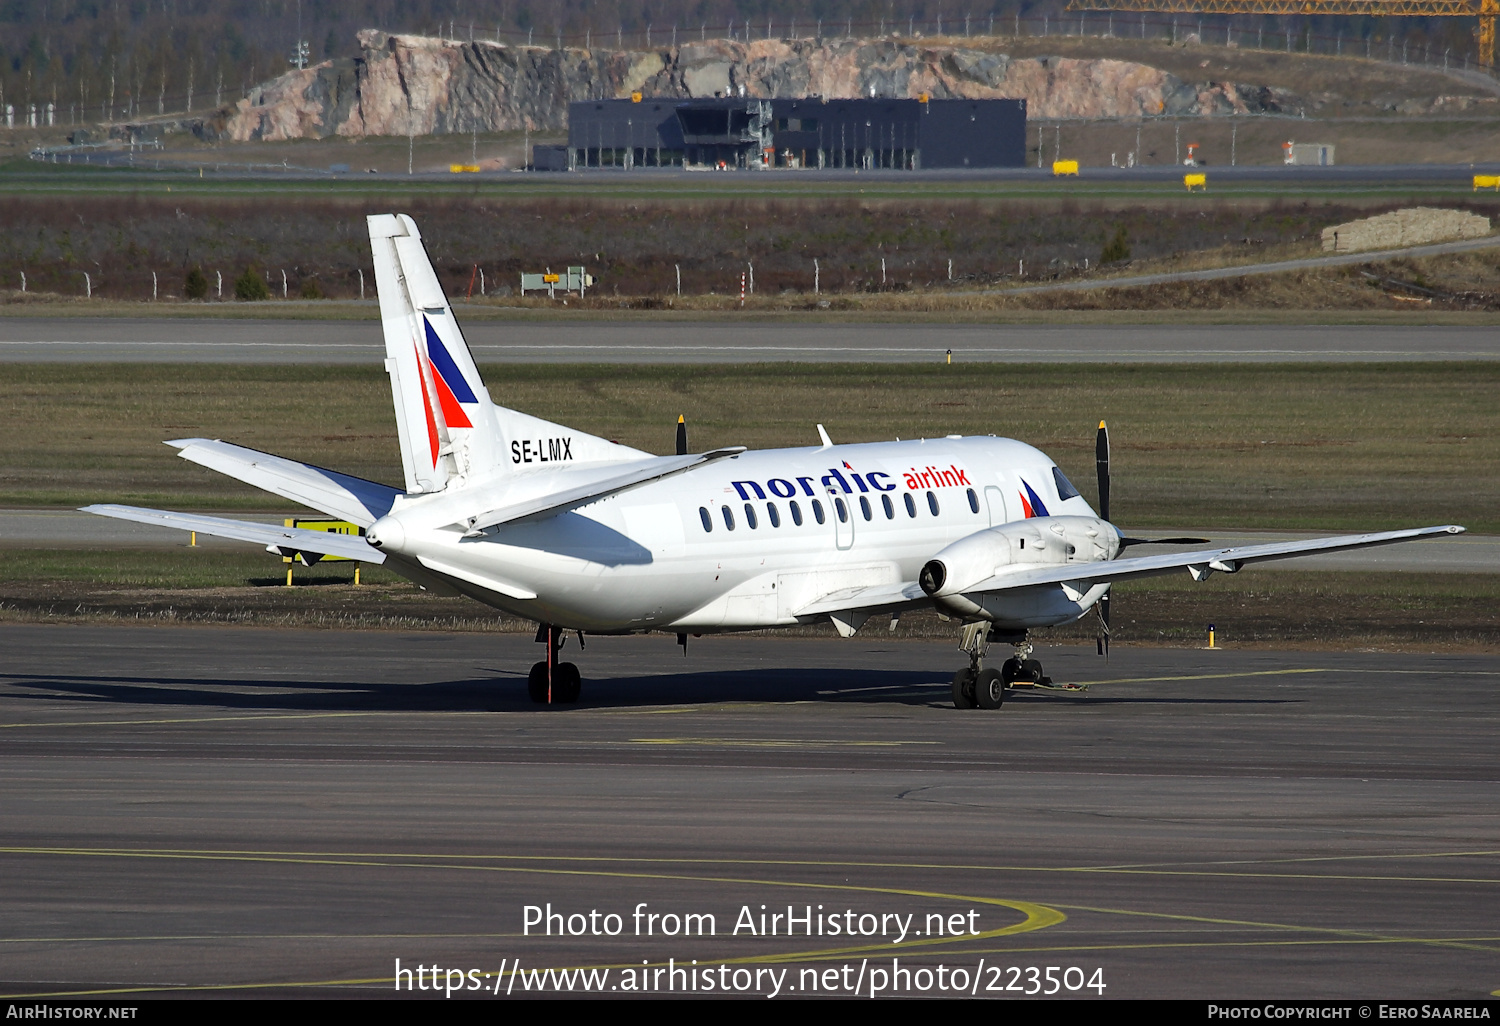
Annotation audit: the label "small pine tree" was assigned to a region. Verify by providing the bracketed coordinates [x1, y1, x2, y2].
[183, 267, 209, 299]
[234, 268, 270, 301]
[1101, 226, 1131, 264]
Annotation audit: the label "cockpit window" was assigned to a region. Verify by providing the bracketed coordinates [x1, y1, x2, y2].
[1052, 467, 1081, 501]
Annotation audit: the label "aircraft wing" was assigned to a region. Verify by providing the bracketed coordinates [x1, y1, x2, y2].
[797, 525, 1464, 620]
[80, 505, 386, 563]
[961, 524, 1465, 593]
[168, 438, 401, 528]
[464, 447, 747, 531]
[793, 581, 929, 618]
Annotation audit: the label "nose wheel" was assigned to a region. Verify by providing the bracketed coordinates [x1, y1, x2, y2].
[1000, 656, 1050, 689]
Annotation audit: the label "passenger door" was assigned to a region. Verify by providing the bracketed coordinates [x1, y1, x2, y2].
[985, 485, 1008, 527]
[830, 487, 855, 550]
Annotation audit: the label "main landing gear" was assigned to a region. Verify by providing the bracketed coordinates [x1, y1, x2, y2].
[951, 624, 1082, 710]
[528, 624, 582, 704]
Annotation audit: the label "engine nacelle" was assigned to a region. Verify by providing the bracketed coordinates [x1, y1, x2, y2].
[918, 516, 1120, 625]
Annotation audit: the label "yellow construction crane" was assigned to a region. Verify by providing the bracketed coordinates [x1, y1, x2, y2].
[1063, 0, 1497, 69]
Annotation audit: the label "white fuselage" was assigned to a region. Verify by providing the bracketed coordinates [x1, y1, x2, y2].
[371, 436, 1110, 634]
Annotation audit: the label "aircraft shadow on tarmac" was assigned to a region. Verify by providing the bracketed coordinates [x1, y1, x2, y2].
[1, 668, 1298, 712]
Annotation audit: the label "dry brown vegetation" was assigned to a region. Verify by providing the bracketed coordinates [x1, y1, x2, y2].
[4, 191, 1498, 303]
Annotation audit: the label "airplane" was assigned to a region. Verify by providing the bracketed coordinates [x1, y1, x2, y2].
[84, 213, 1465, 709]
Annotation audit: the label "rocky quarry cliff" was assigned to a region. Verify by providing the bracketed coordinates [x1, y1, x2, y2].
[216, 30, 1306, 142]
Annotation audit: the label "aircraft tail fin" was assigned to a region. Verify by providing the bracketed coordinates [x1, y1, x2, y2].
[369, 214, 652, 494]
[369, 213, 506, 494]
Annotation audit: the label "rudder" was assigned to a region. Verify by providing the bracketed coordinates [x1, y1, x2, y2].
[369, 213, 499, 493]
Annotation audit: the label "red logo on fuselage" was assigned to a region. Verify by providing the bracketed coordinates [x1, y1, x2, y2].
[903, 465, 971, 490]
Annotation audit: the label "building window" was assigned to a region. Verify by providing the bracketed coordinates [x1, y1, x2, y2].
[699, 506, 712, 532]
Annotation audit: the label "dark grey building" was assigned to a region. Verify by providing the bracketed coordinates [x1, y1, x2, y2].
[563, 96, 1025, 171]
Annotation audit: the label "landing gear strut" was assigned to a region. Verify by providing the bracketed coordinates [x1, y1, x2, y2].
[528, 623, 581, 704]
[951, 625, 1073, 710]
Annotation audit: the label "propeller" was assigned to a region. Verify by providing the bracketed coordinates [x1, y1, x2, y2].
[1119, 535, 1212, 549]
[1096, 421, 1111, 656]
[675, 414, 689, 656]
[1095, 419, 1111, 523]
[1094, 420, 1210, 657]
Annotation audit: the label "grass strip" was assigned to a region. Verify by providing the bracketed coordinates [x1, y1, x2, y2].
[1, 362, 1493, 532]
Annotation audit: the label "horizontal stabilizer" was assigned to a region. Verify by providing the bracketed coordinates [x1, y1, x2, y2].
[81, 505, 386, 563]
[462, 447, 747, 532]
[961, 524, 1466, 594]
[169, 438, 401, 527]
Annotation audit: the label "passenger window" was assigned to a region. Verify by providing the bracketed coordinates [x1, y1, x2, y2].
[859, 496, 872, 521]
[904, 492, 917, 517]
[882, 494, 894, 519]
[835, 497, 848, 523]
[699, 506, 712, 532]
[967, 488, 980, 514]
[767, 502, 781, 528]
[927, 491, 940, 516]
[744, 503, 758, 529]
[722, 505, 735, 531]
[790, 500, 803, 526]
[812, 499, 826, 524]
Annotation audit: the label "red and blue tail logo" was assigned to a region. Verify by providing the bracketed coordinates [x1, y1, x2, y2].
[1018, 479, 1049, 518]
[416, 316, 478, 465]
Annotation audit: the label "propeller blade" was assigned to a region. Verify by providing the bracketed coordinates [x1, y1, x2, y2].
[1095, 420, 1110, 523]
[1092, 420, 1116, 654]
[675, 414, 687, 456]
[1096, 588, 1111, 657]
[1119, 536, 1212, 549]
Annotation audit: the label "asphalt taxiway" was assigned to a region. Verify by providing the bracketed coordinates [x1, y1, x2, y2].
[1, 624, 1495, 999]
[3, 318, 1499, 363]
